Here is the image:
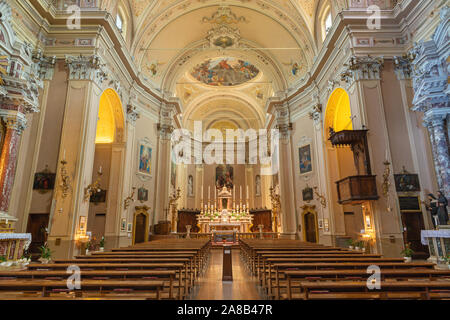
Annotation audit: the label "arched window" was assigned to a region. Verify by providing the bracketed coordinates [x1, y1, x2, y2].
[116, 13, 123, 32]
[325, 12, 332, 36]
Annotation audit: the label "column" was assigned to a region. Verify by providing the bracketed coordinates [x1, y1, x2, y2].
[48, 55, 108, 258]
[154, 103, 175, 223]
[274, 103, 297, 238]
[0, 110, 27, 212]
[426, 114, 450, 197]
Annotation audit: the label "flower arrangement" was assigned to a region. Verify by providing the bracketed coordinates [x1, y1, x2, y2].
[38, 243, 53, 264]
[401, 242, 414, 262]
[99, 236, 105, 249]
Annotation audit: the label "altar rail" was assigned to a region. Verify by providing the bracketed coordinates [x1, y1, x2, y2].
[171, 232, 280, 240]
[173, 233, 213, 240]
[238, 233, 280, 240]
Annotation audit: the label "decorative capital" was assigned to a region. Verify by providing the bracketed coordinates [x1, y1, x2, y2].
[340, 56, 384, 86]
[126, 104, 140, 124]
[274, 103, 291, 138]
[393, 55, 413, 80]
[32, 50, 56, 81]
[308, 104, 323, 130]
[65, 55, 108, 86]
[0, 110, 27, 135]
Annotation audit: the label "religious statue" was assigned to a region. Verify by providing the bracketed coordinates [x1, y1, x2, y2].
[437, 191, 449, 226]
[425, 193, 439, 229]
[188, 175, 194, 197]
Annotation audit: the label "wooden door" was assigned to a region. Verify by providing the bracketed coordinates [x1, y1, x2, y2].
[401, 211, 429, 259]
[134, 213, 147, 244]
[344, 212, 358, 239]
[304, 212, 317, 243]
[26, 214, 49, 255]
[249, 209, 272, 232]
[92, 214, 106, 240]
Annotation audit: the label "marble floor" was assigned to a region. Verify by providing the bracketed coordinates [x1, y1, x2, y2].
[190, 249, 263, 300]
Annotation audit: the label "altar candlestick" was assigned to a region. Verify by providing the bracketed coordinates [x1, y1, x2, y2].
[247, 185, 249, 200]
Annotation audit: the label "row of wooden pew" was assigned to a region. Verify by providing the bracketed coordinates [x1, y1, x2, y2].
[240, 239, 450, 300]
[0, 239, 211, 300]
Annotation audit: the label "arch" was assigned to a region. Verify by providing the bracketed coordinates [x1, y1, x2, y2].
[324, 88, 352, 134]
[96, 88, 125, 144]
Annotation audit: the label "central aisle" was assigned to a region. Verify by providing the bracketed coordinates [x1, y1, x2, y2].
[191, 249, 262, 300]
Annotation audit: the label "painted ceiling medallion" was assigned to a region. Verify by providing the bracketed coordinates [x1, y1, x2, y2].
[190, 57, 259, 86]
[202, 6, 248, 25]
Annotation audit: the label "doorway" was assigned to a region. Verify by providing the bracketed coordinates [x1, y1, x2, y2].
[92, 213, 106, 240]
[133, 206, 149, 244]
[401, 211, 429, 259]
[301, 205, 318, 243]
[26, 214, 49, 256]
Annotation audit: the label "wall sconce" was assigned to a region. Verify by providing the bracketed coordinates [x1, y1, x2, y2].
[382, 160, 392, 212]
[59, 159, 71, 199]
[313, 187, 327, 208]
[84, 167, 103, 202]
[124, 187, 136, 210]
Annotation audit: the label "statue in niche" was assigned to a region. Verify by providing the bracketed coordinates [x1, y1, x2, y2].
[255, 175, 261, 196]
[188, 175, 194, 197]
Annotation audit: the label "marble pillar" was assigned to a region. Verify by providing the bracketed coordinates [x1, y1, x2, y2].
[0, 111, 26, 213]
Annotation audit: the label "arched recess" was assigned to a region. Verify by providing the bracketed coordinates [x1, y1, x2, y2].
[324, 88, 364, 240]
[87, 88, 126, 248]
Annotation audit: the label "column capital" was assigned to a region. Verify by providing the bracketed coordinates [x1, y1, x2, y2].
[31, 50, 56, 81]
[273, 102, 291, 139]
[340, 55, 384, 86]
[393, 55, 413, 80]
[308, 103, 323, 130]
[65, 55, 108, 86]
[126, 104, 140, 125]
[158, 102, 175, 140]
[0, 109, 27, 135]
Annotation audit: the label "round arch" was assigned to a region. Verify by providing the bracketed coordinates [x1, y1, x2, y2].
[324, 88, 352, 134]
[96, 88, 125, 144]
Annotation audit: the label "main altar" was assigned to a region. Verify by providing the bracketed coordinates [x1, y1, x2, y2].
[197, 186, 253, 235]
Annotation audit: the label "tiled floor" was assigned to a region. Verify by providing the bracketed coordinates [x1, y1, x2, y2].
[191, 249, 262, 300]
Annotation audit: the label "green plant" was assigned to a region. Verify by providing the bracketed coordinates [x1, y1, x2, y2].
[39, 243, 52, 260]
[401, 243, 414, 258]
[346, 239, 354, 246]
[356, 241, 365, 249]
[99, 236, 105, 248]
[86, 241, 91, 250]
[0, 255, 6, 262]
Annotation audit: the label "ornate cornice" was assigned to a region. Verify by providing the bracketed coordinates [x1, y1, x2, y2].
[65, 55, 108, 86]
[340, 56, 384, 87]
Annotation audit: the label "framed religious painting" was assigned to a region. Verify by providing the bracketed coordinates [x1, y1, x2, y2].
[79, 216, 87, 233]
[138, 187, 149, 203]
[120, 218, 127, 232]
[127, 223, 133, 233]
[299, 144, 313, 175]
[302, 187, 314, 202]
[137, 138, 153, 181]
[33, 165, 56, 193]
[394, 173, 420, 192]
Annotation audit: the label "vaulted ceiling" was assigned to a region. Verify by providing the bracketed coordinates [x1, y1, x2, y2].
[122, 0, 321, 129]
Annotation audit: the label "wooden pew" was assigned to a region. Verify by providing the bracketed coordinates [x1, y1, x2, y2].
[0, 279, 165, 299]
[283, 269, 450, 299]
[0, 270, 177, 299]
[294, 280, 450, 300]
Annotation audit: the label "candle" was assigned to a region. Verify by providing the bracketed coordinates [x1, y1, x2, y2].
[240, 186, 242, 200]
[63, 149, 66, 161]
[99, 165, 102, 174]
[208, 186, 210, 200]
[201, 186, 204, 200]
[233, 186, 235, 200]
[385, 149, 388, 162]
[247, 185, 249, 199]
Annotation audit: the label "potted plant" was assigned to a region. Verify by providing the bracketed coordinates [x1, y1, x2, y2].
[86, 240, 91, 255]
[401, 243, 414, 263]
[443, 255, 450, 270]
[99, 236, 105, 252]
[38, 243, 52, 264]
[346, 239, 354, 250]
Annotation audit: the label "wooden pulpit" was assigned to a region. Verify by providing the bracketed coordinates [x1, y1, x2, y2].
[222, 245, 233, 281]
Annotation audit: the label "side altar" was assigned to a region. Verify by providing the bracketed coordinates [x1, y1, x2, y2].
[197, 186, 253, 233]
